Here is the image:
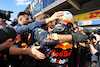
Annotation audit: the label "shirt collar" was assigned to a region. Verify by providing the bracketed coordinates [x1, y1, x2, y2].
[17, 23, 21, 27]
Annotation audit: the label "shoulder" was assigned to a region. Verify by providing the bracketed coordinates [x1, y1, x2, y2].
[34, 27, 45, 32]
[33, 27, 48, 35]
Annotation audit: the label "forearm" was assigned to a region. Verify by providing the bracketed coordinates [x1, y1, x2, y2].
[28, 20, 46, 30]
[35, 31, 72, 45]
[9, 46, 46, 60]
[9, 46, 28, 55]
[45, 18, 53, 24]
[0, 44, 7, 51]
[57, 34, 72, 43]
[89, 44, 98, 55]
[16, 20, 46, 35]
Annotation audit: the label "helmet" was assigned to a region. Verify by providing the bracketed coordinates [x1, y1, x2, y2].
[53, 11, 74, 34]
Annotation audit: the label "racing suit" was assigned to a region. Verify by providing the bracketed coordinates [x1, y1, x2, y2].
[15, 20, 48, 67]
[33, 27, 74, 67]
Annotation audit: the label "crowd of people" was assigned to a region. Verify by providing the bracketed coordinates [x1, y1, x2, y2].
[0, 10, 99, 67]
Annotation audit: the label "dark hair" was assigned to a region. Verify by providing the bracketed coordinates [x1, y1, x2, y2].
[17, 12, 29, 18]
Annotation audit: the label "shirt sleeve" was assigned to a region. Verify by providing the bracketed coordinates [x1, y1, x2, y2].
[33, 27, 59, 47]
[91, 54, 98, 63]
[16, 20, 46, 35]
[0, 48, 9, 55]
[13, 44, 18, 47]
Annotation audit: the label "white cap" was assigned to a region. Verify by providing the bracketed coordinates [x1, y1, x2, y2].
[61, 11, 73, 22]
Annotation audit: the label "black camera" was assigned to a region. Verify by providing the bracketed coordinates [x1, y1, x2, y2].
[0, 10, 13, 21]
[10, 18, 18, 27]
[0, 27, 17, 44]
[85, 31, 96, 40]
[85, 28, 100, 40]
[93, 29, 100, 35]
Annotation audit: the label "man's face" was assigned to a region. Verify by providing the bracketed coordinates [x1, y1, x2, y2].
[22, 14, 29, 25]
[78, 27, 83, 32]
[48, 22, 53, 32]
[43, 22, 53, 32]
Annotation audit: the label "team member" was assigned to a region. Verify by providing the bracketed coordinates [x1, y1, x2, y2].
[7, 11, 64, 67]
[89, 30, 100, 67]
[13, 11, 88, 67]
[9, 11, 64, 58]
[32, 11, 88, 67]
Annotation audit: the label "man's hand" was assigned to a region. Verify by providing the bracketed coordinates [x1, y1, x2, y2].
[26, 46, 46, 60]
[0, 35, 19, 51]
[45, 11, 63, 23]
[94, 34, 100, 41]
[3, 38, 15, 48]
[89, 43, 98, 55]
[72, 33, 88, 43]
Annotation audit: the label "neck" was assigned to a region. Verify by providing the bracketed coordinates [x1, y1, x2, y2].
[18, 22, 23, 25]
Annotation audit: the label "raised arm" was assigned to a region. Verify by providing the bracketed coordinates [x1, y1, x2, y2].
[9, 46, 46, 60]
[16, 11, 63, 35]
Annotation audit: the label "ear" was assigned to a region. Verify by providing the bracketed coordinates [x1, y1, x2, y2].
[16, 34, 21, 42]
[19, 18, 22, 21]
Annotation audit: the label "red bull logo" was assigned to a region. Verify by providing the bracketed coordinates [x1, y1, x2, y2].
[47, 34, 55, 39]
[54, 42, 73, 50]
[51, 50, 72, 57]
[21, 43, 28, 48]
[46, 33, 58, 40]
